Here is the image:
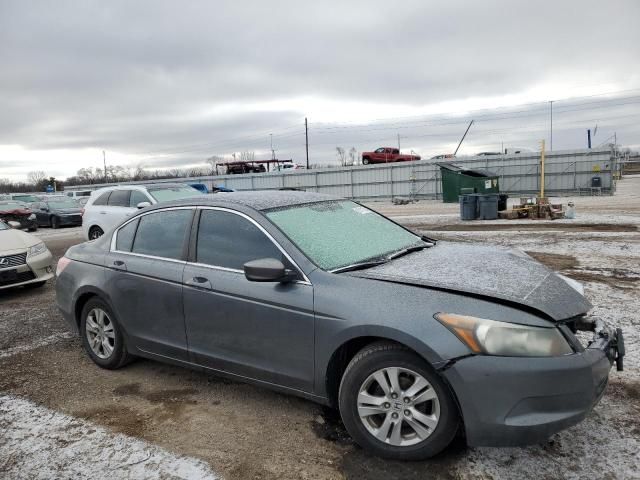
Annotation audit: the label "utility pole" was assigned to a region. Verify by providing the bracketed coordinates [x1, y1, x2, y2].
[103, 150, 107, 182]
[549, 101, 553, 151]
[305, 117, 309, 169]
[397, 133, 401, 150]
[270, 133, 275, 160]
[540, 139, 546, 198]
[587, 129, 591, 149]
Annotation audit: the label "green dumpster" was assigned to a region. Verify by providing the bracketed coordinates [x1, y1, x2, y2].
[438, 163, 500, 203]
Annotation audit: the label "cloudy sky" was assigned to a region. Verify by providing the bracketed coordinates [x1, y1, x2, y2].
[1, 0, 639, 182]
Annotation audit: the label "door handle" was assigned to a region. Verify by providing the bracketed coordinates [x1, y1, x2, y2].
[186, 276, 212, 290]
[112, 260, 127, 271]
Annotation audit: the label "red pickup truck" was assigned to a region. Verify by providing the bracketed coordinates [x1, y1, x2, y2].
[361, 147, 421, 165]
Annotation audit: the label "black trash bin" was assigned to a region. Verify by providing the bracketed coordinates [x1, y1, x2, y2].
[478, 194, 499, 220]
[498, 194, 509, 211]
[459, 194, 478, 221]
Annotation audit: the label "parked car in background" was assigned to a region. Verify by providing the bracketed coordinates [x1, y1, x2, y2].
[32, 196, 83, 229]
[430, 154, 455, 160]
[475, 152, 502, 157]
[8, 193, 42, 206]
[56, 191, 623, 460]
[361, 147, 421, 165]
[189, 183, 209, 194]
[274, 163, 304, 172]
[82, 183, 203, 240]
[0, 219, 53, 289]
[66, 190, 93, 200]
[0, 200, 38, 231]
[211, 185, 234, 193]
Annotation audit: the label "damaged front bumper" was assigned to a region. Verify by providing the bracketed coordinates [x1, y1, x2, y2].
[442, 318, 624, 447]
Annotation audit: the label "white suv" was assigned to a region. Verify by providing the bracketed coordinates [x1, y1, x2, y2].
[82, 184, 202, 240]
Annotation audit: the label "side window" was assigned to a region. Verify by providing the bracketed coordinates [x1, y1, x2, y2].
[375, 148, 385, 153]
[132, 209, 193, 260]
[196, 210, 284, 270]
[93, 192, 111, 206]
[130, 190, 150, 207]
[108, 190, 131, 207]
[115, 219, 139, 252]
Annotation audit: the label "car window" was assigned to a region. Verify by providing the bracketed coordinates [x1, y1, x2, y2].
[116, 219, 139, 252]
[130, 190, 150, 207]
[132, 209, 192, 260]
[375, 148, 385, 153]
[147, 186, 202, 203]
[196, 210, 283, 270]
[107, 190, 131, 207]
[93, 191, 111, 206]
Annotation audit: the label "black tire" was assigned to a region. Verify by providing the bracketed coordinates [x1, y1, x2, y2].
[362, 157, 370, 165]
[338, 341, 459, 460]
[23, 281, 46, 289]
[88, 226, 104, 240]
[51, 216, 60, 229]
[80, 297, 133, 369]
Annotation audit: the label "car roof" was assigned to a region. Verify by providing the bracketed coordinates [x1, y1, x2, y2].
[90, 182, 189, 194]
[150, 190, 341, 212]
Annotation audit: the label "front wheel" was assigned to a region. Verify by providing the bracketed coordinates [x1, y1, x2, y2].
[338, 342, 459, 460]
[362, 157, 370, 165]
[88, 226, 104, 240]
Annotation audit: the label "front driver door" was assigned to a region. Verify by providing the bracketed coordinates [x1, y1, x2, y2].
[182, 208, 315, 392]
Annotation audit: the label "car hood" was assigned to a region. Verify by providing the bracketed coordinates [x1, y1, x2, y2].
[0, 208, 31, 216]
[0, 228, 41, 252]
[347, 242, 591, 321]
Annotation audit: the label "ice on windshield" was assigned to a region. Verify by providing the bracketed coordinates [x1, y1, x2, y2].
[266, 200, 421, 270]
[148, 186, 202, 202]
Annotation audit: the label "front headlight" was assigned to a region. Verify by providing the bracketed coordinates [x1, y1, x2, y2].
[434, 313, 573, 357]
[27, 242, 47, 257]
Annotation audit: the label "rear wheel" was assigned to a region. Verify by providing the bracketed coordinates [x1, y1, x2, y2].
[88, 226, 104, 240]
[338, 342, 459, 460]
[80, 298, 133, 369]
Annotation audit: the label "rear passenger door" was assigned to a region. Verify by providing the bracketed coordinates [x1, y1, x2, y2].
[182, 208, 315, 392]
[102, 190, 135, 231]
[105, 207, 195, 361]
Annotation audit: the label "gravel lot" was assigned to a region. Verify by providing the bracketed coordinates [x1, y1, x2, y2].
[1, 177, 639, 479]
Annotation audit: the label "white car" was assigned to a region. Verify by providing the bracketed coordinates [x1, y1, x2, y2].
[0, 220, 53, 290]
[82, 184, 203, 240]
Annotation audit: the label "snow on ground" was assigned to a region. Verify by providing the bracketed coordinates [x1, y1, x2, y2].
[0, 395, 219, 480]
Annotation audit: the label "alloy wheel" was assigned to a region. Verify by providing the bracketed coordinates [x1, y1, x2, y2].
[357, 367, 440, 446]
[85, 308, 115, 359]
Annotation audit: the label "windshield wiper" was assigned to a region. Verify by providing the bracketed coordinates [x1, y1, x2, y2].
[387, 244, 430, 261]
[331, 259, 388, 274]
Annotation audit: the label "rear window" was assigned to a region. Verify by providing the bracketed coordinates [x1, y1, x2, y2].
[108, 190, 131, 207]
[131, 209, 193, 260]
[116, 219, 139, 252]
[92, 192, 111, 206]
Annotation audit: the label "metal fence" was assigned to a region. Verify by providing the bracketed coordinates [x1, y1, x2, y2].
[66, 147, 616, 200]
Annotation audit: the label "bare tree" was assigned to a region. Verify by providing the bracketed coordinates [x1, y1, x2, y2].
[336, 147, 346, 166]
[27, 171, 47, 186]
[348, 147, 357, 166]
[205, 155, 224, 175]
[240, 151, 255, 162]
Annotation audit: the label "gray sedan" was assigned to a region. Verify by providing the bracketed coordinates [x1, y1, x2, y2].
[55, 191, 624, 460]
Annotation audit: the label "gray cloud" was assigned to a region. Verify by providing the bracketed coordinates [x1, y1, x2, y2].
[0, 0, 639, 180]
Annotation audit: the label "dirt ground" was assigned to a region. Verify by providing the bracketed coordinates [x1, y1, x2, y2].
[1, 177, 639, 479]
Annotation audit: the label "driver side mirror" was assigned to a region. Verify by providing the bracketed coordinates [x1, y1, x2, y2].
[40, 206, 49, 212]
[136, 202, 151, 209]
[244, 258, 297, 283]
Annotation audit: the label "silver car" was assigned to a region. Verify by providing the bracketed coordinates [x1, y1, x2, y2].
[55, 191, 624, 460]
[0, 220, 53, 289]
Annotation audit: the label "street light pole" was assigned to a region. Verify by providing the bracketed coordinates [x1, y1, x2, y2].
[549, 101, 553, 151]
